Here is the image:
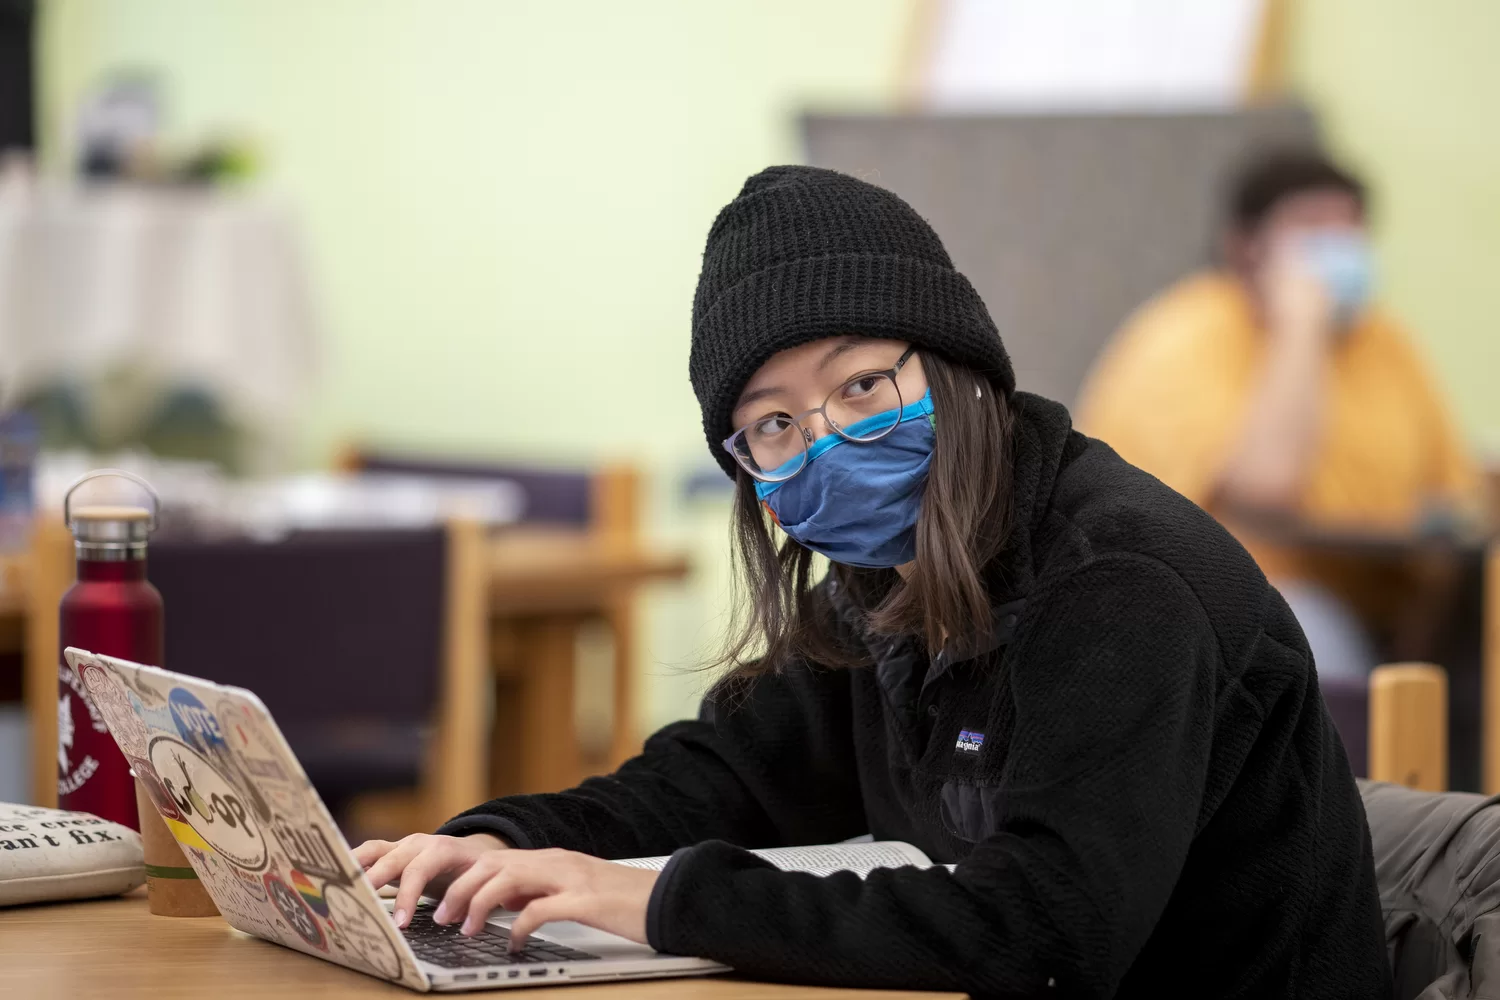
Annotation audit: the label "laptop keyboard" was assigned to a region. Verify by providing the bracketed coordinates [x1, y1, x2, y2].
[402, 903, 601, 968]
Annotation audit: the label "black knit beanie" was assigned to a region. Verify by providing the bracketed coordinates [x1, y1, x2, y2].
[690, 165, 1015, 478]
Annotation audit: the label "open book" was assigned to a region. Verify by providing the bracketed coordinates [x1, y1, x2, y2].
[611, 840, 958, 876]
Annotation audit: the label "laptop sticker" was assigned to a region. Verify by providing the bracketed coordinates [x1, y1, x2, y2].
[266, 872, 329, 951]
[270, 814, 348, 884]
[216, 698, 308, 823]
[130, 753, 185, 821]
[292, 868, 331, 917]
[81, 650, 431, 991]
[127, 690, 177, 738]
[168, 687, 229, 757]
[326, 883, 407, 978]
[147, 734, 268, 871]
[190, 846, 277, 932]
[78, 661, 151, 759]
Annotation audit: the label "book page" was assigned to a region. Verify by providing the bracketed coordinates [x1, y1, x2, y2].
[451, 842, 943, 920]
[611, 841, 932, 877]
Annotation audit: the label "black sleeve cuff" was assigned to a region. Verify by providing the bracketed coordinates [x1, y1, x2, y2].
[433, 813, 536, 850]
[644, 847, 695, 952]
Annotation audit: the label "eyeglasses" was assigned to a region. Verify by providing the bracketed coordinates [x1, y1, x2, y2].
[723, 346, 918, 484]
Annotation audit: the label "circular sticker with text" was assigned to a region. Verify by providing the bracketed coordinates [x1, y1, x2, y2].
[147, 735, 268, 871]
[265, 872, 327, 952]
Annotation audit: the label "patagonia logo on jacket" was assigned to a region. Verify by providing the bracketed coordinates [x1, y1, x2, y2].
[954, 730, 985, 755]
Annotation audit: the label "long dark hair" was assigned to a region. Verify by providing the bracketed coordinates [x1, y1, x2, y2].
[717, 350, 1014, 675]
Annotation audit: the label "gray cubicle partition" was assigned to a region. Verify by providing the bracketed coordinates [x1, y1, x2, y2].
[802, 106, 1320, 408]
[806, 108, 1497, 792]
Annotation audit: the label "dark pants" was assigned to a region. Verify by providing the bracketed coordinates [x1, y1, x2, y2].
[1360, 780, 1500, 999]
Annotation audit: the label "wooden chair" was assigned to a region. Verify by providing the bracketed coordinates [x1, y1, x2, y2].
[341, 449, 647, 794]
[1325, 662, 1449, 793]
[24, 517, 74, 808]
[25, 517, 487, 834]
[1368, 663, 1448, 791]
[346, 520, 491, 837]
[152, 520, 489, 837]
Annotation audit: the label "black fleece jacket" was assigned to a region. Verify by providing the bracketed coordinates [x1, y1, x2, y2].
[439, 392, 1391, 999]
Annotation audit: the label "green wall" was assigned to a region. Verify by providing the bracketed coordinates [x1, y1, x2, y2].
[1286, 0, 1500, 452]
[41, 0, 1498, 455]
[41, 0, 910, 468]
[38, 0, 911, 729]
[36, 0, 1500, 729]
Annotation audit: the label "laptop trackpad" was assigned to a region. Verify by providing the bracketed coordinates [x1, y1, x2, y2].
[488, 916, 659, 958]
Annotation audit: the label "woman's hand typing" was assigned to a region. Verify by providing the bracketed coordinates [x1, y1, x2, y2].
[353, 834, 659, 950]
[354, 832, 508, 928]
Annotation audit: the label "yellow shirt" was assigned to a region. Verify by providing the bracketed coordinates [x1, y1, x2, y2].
[1076, 272, 1478, 612]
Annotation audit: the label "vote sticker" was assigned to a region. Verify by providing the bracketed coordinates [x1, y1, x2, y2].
[266, 872, 327, 952]
[168, 687, 228, 757]
[147, 734, 268, 872]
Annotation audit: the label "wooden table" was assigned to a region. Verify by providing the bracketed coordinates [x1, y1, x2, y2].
[0, 526, 690, 811]
[0, 890, 964, 1000]
[0, 529, 689, 628]
[483, 529, 690, 796]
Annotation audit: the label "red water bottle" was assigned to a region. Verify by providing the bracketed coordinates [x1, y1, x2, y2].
[57, 470, 163, 831]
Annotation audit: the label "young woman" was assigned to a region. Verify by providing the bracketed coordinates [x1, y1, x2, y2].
[356, 166, 1390, 998]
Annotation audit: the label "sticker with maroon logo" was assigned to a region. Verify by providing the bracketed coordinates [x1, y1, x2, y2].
[265, 872, 327, 952]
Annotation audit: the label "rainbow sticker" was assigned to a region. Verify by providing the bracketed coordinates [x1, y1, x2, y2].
[291, 868, 329, 918]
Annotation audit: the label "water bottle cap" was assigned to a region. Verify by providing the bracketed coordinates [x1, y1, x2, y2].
[69, 504, 153, 544]
[72, 505, 151, 520]
[63, 470, 159, 557]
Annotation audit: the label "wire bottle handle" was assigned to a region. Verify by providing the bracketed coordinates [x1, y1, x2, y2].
[62, 469, 161, 532]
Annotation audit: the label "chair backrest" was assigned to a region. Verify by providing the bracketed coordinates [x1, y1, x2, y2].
[1370, 664, 1449, 792]
[147, 527, 448, 800]
[354, 453, 592, 527]
[1324, 663, 1449, 791]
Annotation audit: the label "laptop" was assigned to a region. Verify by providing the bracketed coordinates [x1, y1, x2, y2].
[64, 647, 729, 992]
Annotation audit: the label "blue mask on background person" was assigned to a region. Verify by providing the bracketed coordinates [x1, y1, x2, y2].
[1298, 230, 1375, 322]
[754, 391, 935, 569]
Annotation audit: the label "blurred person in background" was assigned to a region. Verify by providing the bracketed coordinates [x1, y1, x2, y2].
[357, 167, 1389, 998]
[1077, 149, 1482, 682]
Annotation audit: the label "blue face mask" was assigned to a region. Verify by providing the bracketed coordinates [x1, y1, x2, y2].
[1298, 230, 1375, 322]
[754, 390, 935, 569]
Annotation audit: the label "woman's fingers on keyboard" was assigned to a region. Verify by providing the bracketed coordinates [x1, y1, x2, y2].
[351, 839, 394, 869]
[385, 834, 500, 928]
[361, 835, 427, 892]
[509, 895, 583, 949]
[462, 869, 550, 937]
[389, 839, 465, 928]
[432, 851, 507, 925]
[428, 848, 656, 948]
